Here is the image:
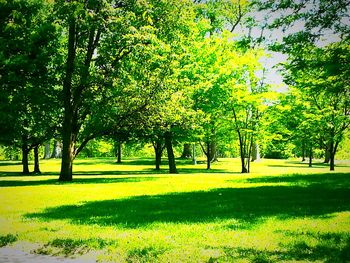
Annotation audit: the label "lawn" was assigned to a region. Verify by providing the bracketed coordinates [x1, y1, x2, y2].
[0, 158, 349, 262]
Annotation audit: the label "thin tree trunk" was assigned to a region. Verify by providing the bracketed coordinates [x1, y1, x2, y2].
[165, 131, 177, 174]
[329, 130, 337, 171]
[21, 141, 30, 175]
[34, 145, 41, 174]
[247, 136, 253, 173]
[206, 141, 211, 170]
[239, 137, 248, 173]
[117, 143, 122, 163]
[301, 142, 306, 162]
[115, 141, 122, 163]
[308, 146, 313, 167]
[153, 141, 163, 170]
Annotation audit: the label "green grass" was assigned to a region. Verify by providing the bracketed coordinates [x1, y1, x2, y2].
[0, 157, 349, 262]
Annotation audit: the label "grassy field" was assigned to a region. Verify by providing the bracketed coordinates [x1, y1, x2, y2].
[0, 157, 349, 262]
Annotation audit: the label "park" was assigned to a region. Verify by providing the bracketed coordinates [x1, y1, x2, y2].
[0, 0, 349, 262]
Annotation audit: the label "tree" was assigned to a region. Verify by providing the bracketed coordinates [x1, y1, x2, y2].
[282, 40, 350, 171]
[56, 0, 197, 180]
[0, 0, 60, 174]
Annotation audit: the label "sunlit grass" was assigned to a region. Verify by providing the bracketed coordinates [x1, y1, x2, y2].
[0, 158, 349, 262]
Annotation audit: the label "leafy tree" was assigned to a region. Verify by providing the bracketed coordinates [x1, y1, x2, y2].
[0, 0, 60, 174]
[282, 40, 350, 170]
[56, 0, 196, 180]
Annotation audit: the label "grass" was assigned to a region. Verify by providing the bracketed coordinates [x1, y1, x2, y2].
[0, 157, 349, 262]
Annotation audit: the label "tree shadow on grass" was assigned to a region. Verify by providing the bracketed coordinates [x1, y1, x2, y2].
[26, 184, 350, 229]
[221, 233, 350, 263]
[0, 176, 160, 187]
[241, 173, 350, 188]
[0, 161, 22, 167]
[267, 161, 349, 168]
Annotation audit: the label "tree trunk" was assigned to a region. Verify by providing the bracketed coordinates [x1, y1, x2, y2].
[117, 143, 122, 163]
[301, 142, 306, 162]
[238, 137, 248, 173]
[330, 152, 335, 171]
[59, 136, 74, 181]
[165, 131, 177, 174]
[209, 141, 217, 162]
[155, 148, 162, 170]
[324, 145, 330, 163]
[181, 143, 192, 158]
[153, 140, 163, 170]
[59, 108, 75, 181]
[206, 141, 211, 170]
[192, 143, 197, 165]
[34, 145, 41, 174]
[21, 141, 30, 175]
[329, 140, 337, 171]
[44, 142, 51, 159]
[114, 141, 122, 163]
[308, 146, 313, 167]
[59, 16, 77, 182]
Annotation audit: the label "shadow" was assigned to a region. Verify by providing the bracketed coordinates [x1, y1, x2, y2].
[242, 173, 350, 188]
[267, 162, 349, 168]
[26, 184, 350, 228]
[221, 235, 350, 263]
[0, 161, 22, 166]
[176, 168, 237, 174]
[0, 176, 160, 187]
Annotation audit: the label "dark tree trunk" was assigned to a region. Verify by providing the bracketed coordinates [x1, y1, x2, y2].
[238, 138, 248, 173]
[34, 145, 41, 174]
[165, 131, 177, 174]
[44, 142, 51, 159]
[59, 107, 75, 181]
[153, 140, 163, 170]
[330, 153, 335, 171]
[301, 142, 306, 162]
[324, 145, 330, 164]
[117, 143, 122, 163]
[114, 141, 122, 163]
[308, 146, 313, 167]
[329, 129, 339, 171]
[206, 141, 211, 170]
[21, 141, 30, 175]
[329, 140, 339, 171]
[181, 143, 192, 158]
[155, 150, 161, 170]
[59, 16, 76, 182]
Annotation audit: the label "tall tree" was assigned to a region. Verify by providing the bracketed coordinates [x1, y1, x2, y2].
[0, 0, 60, 174]
[283, 40, 350, 171]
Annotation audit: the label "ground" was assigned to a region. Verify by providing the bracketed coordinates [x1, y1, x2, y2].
[0, 158, 349, 262]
